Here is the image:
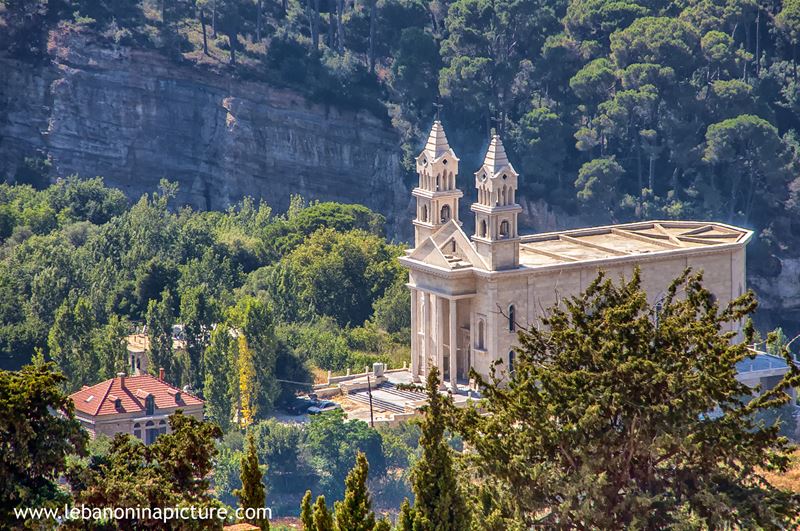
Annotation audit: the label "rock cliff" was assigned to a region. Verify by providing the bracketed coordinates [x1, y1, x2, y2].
[0, 30, 413, 236]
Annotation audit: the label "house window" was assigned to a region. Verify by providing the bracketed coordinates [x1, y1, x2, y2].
[145, 395, 155, 416]
[158, 419, 167, 436]
[441, 204, 451, 223]
[477, 320, 485, 349]
[509, 305, 515, 332]
[133, 423, 141, 440]
[500, 220, 509, 238]
[508, 350, 515, 375]
[145, 421, 159, 445]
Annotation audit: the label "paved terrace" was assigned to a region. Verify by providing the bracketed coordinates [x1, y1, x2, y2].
[519, 221, 751, 267]
[333, 370, 480, 425]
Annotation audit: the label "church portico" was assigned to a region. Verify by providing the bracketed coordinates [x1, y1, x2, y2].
[400, 119, 753, 386]
[409, 282, 475, 389]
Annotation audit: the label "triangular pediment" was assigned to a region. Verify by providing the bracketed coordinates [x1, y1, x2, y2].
[409, 221, 486, 270]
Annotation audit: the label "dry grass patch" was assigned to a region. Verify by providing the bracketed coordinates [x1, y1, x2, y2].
[761, 450, 800, 493]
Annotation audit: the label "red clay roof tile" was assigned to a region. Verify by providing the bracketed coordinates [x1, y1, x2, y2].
[69, 374, 203, 417]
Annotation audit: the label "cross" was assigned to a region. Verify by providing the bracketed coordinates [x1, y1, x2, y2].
[433, 101, 443, 122]
[490, 115, 503, 137]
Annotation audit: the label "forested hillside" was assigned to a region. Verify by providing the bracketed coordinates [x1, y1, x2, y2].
[3, 0, 800, 326]
[0, 179, 409, 383]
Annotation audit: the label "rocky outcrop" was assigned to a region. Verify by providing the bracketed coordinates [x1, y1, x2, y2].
[0, 30, 413, 235]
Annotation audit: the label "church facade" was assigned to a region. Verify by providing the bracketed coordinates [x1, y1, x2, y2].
[399, 120, 753, 389]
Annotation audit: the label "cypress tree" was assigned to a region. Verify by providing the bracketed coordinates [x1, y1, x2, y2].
[396, 498, 414, 531]
[312, 495, 334, 531]
[409, 367, 470, 531]
[374, 517, 392, 531]
[300, 490, 314, 530]
[235, 432, 269, 530]
[333, 451, 375, 531]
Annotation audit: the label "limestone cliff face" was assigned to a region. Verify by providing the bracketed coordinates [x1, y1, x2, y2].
[0, 30, 413, 235]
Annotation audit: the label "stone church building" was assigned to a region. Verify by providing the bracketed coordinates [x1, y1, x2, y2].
[399, 120, 752, 389]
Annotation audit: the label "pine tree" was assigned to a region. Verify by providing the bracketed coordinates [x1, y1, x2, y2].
[235, 432, 269, 530]
[333, 451, 375, 531]
[300, 490, 314, 530]
[374, 517, 391, 531]
[312, 495, 334, 531]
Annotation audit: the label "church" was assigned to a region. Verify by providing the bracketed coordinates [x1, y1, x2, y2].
[399, 120, 752, 389]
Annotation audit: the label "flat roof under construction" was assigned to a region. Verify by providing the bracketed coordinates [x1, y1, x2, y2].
[518, 221, 751, 267]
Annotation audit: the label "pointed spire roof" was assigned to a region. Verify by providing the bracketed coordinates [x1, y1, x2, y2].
[482, 133, 511, 175]
[424, 120, 452, 160]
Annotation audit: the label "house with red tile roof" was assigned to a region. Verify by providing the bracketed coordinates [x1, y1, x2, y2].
[69, 369, 204, 444]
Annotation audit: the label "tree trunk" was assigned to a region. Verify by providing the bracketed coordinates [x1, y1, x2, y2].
[755, 9, 761, 76]
[228, 31, 237, 65]
[744, 165, 757, 222]
[256, 0, 263, 42]
[328, 10, 335, 48]
[212, 0, 217, 37]
[308, 0, 320, 51]
[671, 167, 680, 196]
[337, 0, 344, 52]
[200, 8, 209, 55]
[368, 0, 376, 73]
[728, 173, 740, 222]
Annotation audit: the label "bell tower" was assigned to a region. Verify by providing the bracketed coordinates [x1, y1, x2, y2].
[471, 132, 522, 270]
[413, 120, 463, 246]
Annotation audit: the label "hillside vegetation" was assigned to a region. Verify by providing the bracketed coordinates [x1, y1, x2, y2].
[4, 0, 800, 303]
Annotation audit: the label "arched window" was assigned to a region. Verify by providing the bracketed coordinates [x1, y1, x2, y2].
[422, 205, 428, 222]
[158, 419, 167, 436]
[450, 240, 456, 253]
[508, 305, 515, 332]
[480, 220, 487, 238]
[145, 395, 155, 416]
[440, 204, 451, 223]
[477, 320, 485, 349]
[500, 220, 509, 238]
[508, 351, 515, 375]
[436, 175, 441, 190]
[133, 423, 142, 440]
[501, 187, 507, 205]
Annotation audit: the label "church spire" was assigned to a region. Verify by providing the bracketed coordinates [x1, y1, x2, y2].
[412, 119, 463, 247]
[471, 131, 522, 270]
[482, 133, 511, 175]
[424, 120, 452, 160]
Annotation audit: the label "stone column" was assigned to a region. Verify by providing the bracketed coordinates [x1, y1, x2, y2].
[449, 298, 458, 392]
[435, 295, 445, 389]
[422, 291, 430, 378]
[410, 287, 419, 381]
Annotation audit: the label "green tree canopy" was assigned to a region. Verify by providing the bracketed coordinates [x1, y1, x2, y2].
[1, 359, 87, 527]
[451, 269, 800, 528]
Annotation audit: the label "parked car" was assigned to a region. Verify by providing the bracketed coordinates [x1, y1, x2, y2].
[286, 397, 316, 415]
[307, 400, 341, 415]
